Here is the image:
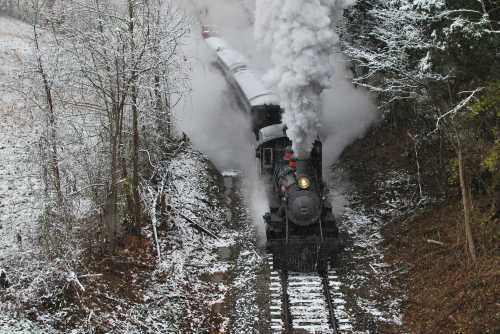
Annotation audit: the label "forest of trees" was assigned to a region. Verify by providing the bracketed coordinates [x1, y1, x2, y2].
[11, 0, 191, 260]
[344, 0, 500, 262]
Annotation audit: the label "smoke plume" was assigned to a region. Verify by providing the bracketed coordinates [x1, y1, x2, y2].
[320, 56, 378, 170]
[255, 0, 356, 158]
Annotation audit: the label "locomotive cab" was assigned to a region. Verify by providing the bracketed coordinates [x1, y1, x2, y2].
[255, 124, 289, 176]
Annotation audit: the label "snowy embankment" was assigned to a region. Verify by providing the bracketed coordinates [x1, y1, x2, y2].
[0, 16, 39, 260]
[0, 131, 254, 333]
[329, 167, 410, 333]
[71, 148, 238, 333]
[147, 149, 265, 333]
[77, 148, 262, 333]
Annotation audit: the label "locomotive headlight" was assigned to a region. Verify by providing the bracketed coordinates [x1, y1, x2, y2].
[297, 176, 311, 190]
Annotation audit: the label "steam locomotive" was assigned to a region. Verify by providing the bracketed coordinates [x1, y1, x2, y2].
[203, 28, 340, 270]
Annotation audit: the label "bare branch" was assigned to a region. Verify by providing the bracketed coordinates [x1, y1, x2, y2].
[431, 87, 484, 134]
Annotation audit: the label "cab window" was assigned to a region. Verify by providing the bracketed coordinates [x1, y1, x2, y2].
[263, 148, 273, 168]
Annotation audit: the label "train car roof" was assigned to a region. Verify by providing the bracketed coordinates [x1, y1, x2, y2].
[205, 36, 280, 106]
[258, 123, 287, 145]
[233, 69, 280, 106]
[217, 49, 247, 72]
[205, 37, 247, 71]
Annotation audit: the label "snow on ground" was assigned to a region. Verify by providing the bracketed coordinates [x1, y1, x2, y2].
[0, 16, 39, 259]
[156, 151, 267, 333]
[65, 148, 264, 333]
[92, 149, 237, 333]
[0, 145, 253, 333]
[329, 168, 409, 333]
[0, 314, 52, 334]
[219, 177, 267, 333]
[0, 15, 51, 333]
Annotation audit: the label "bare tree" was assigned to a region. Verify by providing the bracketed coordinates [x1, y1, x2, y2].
[19, 0, 189, 254]
[31, 0, 63, 206]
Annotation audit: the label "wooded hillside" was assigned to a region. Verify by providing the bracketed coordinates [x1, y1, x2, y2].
[342, 1, 499, 332]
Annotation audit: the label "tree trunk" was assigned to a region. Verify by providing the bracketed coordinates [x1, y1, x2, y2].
[109, 106, 120, 234]
[165, 80, 171, 137]
[33, 24, 63, 206]
[131, 86, 140, 227]
[457, 144, 477, 263]
[129, 0, 141, 228]
[154, 73, 164, 135]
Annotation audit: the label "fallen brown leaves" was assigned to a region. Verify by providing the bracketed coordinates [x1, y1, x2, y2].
[384, 203, 500, 334]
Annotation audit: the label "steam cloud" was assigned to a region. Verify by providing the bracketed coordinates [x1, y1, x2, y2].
[255, 0, 356, 158]
[176, 0, 270, 242]
[320, 56, 378, 170]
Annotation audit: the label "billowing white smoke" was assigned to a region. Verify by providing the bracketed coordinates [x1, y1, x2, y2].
[255, 0, 356, 159]
[320, 56, 378, 169]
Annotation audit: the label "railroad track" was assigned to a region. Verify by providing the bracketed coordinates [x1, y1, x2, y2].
[268, 256, 353, 333]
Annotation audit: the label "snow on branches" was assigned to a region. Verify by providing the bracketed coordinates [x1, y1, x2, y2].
[344, 0, 499, 111]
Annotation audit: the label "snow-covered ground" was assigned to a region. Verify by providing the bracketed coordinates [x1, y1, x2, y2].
[1, 136, 265, 333]
[74, 149, 240, 333]
[0, 15, 53, 334]
[74, 149, 267, 333]
[329, 168, 409, 333]
[0, 16, 39, 260]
